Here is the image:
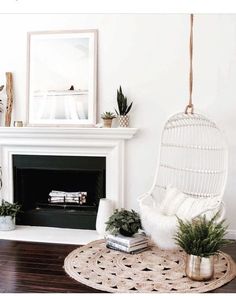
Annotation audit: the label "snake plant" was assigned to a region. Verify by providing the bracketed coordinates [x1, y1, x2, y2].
[115, 86, 133, 116]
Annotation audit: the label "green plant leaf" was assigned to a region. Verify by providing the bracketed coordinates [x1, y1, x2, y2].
[0, 200, 21, 218]
[116, 86, 133, 116]
[174, 214, 233, 257]
[105, 208, 142, 236]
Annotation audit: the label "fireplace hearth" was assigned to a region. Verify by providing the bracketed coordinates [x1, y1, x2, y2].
[13, 155, 106, 229]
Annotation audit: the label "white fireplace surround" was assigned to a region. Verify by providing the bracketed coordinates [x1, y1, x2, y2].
[0, 126, 137, 243]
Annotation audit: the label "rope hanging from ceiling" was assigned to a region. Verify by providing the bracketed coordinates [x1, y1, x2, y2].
[185, 14, 194, 114]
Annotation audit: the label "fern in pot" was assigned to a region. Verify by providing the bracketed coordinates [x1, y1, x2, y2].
[174, 214, 231, 281]
[115, 86, 133, 127]
[0, 200, 21, 231]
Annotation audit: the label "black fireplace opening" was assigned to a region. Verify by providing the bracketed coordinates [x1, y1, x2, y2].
[13, 155, 106, 229]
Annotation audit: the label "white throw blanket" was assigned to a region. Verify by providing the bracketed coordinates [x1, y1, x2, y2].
[139, 186, 224, 249]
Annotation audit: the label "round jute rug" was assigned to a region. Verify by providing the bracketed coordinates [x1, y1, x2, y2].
[64, 239, 236, 293]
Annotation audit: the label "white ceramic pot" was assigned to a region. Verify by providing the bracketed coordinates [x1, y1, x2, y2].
[0, 216, 16, 231]
[118, 115, 129, 127]
[96, 198, 114, 236]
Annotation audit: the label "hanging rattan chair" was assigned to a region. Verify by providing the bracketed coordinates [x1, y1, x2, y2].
[138, 15, 228, 249]
[138, 112, 228, 249]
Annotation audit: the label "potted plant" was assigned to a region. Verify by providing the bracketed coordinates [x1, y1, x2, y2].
[105, 208, 142, 237]
[101, 111, 116, 128]
[115, 86, 133, 127]
[0, 200, 21, 231]
[174, 214, 231, 281]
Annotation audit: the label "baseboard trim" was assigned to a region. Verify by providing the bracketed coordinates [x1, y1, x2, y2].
[227, 229, 236, 240]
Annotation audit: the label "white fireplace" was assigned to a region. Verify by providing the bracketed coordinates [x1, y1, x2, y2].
[0, 126, 137, 243]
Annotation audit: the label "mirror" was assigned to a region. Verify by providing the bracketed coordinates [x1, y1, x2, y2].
[27, 30, 97, 126]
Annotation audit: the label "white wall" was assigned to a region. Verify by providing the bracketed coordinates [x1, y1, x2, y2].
[0, 14, 236, 236]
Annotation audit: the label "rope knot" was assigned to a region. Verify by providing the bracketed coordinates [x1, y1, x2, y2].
[185, 103, 194, 114]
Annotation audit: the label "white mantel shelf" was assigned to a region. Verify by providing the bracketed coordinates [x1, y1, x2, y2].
[0, 127, 138, 141]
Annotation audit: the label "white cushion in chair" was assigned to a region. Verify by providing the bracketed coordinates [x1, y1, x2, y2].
[159, 185, 185, 216]
[139, 186, 223, 250]
[160, 185, 222, 221]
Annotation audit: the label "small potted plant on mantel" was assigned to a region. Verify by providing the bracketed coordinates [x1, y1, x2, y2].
[101, 111, 116, 128]
[115, 86, 133, 127]
[0, 200, 21, 231]
[174, 214, 231, 281]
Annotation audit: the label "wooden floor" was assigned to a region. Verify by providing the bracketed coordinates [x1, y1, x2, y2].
[0, 239, 235, 293]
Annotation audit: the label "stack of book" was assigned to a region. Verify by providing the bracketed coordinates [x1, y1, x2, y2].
[105, 233, 149, 254]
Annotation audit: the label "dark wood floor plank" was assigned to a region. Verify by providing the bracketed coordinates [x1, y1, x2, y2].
[0, 257, 64, 267]
[0, 239, 235, 293]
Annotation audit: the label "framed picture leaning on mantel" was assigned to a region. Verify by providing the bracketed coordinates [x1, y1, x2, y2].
[27, 30, 97, 126]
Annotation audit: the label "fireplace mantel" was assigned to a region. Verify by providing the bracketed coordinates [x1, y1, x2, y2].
[0, 127, 138, 143]
[0, 126, 138, 212]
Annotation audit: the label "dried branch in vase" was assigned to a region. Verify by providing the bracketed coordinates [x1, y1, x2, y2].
[0, 85, 4, 113]
[5, 72, 13, 127]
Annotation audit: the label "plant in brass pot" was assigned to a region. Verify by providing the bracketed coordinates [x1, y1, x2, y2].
[105, 209, 142, 237]
[115, 86, 133, 127]
[0, 200, 21, 231]
[174, 214, 231, 281]
[101, 111, 116, 128]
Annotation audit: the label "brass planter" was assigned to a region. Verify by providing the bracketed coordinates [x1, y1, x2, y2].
[185, 254, 214, 281]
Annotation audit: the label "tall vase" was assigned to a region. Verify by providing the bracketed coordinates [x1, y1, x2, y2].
[96, 198, 114, 236]
[185, 254, 214, 281]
